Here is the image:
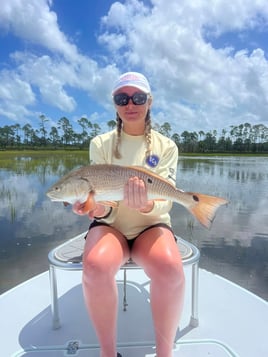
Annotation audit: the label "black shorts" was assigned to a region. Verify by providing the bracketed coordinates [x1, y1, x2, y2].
[86, 221, 176, 250]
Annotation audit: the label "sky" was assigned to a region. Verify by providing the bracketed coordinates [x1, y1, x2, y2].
[0, 0, 268, 136]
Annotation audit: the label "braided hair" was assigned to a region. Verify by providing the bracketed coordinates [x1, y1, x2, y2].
[114, 109, 152, 160]
[114, 112, 122, 159]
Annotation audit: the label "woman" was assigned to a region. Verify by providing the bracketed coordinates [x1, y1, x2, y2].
[74, 72, 185, 357]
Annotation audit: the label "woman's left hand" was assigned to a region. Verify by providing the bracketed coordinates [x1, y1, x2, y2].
[124, 176, 154, 213]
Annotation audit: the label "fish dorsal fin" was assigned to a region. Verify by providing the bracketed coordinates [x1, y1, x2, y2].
[126, 165, 174, 186]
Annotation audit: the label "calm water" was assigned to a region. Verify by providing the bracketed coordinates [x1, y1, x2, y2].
[0, 153, 267, 300]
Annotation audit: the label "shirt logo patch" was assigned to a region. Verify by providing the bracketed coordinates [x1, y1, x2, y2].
[146, 154, 160, 168]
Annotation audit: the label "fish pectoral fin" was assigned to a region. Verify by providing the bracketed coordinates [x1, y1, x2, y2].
[80, 192, 96, 214]
[97, 200, 119, 208]
[187, 192, 228, 229]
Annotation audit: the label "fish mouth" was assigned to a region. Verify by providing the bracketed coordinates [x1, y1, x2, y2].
[46, 195, 60, 201]
[46, 190, 88, 204]
[46, 191, 61, 201]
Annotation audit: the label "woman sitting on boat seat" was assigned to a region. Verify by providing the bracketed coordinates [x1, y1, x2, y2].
[72, 72, 185, 357]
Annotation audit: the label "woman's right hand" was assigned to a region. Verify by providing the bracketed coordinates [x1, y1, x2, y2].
[87, 203, 107, 219]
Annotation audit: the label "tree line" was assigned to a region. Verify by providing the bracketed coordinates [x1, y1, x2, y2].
[0, 115, 268, 153]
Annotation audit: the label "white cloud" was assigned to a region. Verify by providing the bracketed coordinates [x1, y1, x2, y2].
[0, 0, 78, 60]
[0, 70, 36, 122]
[12, 52, 77, 111]
[98, 32, 127, 53]
[1, 51, 118, 117]
[99, 0, 268, 132]
[101, 0, 150, 30]
[0, 70, 35, 104]
[0, 0, 268, 133]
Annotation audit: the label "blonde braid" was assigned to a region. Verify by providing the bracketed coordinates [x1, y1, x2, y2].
[114, 110, 152, 160]
[114, 113, 122, 159]
[144, 109, 152, 159]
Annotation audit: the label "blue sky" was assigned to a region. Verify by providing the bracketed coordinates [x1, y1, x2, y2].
[0, 0, 268, 135]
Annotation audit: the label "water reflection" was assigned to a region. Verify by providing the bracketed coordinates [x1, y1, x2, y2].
[0, 152, 90, 292]
[173, 156, 268, 299]
[0, 153, 267, 300]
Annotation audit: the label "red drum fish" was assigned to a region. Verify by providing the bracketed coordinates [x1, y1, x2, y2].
[46, 164, 228, 229]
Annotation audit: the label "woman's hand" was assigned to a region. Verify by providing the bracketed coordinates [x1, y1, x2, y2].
[124, 176, 154, 213]
[88, 204, 108, 219]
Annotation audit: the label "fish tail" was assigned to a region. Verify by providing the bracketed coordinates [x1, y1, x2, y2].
[187, 192, 228, 229]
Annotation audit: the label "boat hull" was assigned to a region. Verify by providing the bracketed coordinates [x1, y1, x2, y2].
[1, 267, 267, 356]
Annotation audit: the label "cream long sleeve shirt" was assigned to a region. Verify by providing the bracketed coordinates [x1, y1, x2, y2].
[89, 129, 178, 239]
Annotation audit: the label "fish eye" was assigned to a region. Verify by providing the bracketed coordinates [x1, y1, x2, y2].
[55, 186, 60, 191]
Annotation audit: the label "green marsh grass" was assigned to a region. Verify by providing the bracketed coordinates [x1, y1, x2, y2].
[0, 150, 89, 176]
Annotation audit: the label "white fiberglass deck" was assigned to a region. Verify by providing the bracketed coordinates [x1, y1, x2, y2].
[1, 266, 267, 357]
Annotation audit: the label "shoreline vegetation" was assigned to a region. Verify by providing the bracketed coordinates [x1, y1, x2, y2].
[1, 150, 267, 177]
[0, 150, 267, 157]
[0, 118, 267, 154]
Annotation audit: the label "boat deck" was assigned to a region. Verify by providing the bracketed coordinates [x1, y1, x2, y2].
[1, 266, 267, 356]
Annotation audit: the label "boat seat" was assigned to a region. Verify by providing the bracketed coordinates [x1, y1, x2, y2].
[48, 232, 200, 330]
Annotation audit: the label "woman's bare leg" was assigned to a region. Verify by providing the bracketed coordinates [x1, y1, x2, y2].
[82, 226, 130, 357]
[132, 226, 185, 357]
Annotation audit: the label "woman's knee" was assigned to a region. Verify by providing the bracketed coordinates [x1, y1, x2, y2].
[132, 229, 185, 286]
[83, 245, 123, 283]
[82, 228, 129, 282]
[83, 252, 111, 275]
[146, 255, 185, 287]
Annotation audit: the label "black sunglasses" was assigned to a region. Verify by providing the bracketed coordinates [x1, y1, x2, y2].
[113, 92, 148, 106]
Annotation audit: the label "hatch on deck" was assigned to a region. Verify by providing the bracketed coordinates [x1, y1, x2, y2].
[13, 338, 238, 357]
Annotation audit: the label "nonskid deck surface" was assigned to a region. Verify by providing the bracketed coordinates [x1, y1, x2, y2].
[1, 267, 267, 357]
